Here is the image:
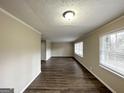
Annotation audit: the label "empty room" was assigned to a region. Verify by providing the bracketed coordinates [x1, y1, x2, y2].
[0, 0, 124, 93]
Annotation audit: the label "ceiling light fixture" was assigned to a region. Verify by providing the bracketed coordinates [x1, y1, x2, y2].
[63, 10, 75, 21]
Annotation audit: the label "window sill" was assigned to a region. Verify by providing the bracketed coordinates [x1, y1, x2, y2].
[75, 53, 83, 58]
[100, 64, 124, 79]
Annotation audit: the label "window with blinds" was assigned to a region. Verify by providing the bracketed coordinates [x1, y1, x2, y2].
[100, 29, 124, 77]
[74, 42, 83, 57]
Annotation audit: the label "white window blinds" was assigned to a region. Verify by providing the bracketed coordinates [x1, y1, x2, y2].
[74, 42, 83, 57]
[100, 29, 124, 77]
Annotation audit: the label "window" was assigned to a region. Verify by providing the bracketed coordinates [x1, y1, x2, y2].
[100, 29, 124, 77]
[74, 42, 83, 57]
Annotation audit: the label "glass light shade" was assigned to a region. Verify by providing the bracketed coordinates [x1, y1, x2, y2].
[63, 11, 75, 20]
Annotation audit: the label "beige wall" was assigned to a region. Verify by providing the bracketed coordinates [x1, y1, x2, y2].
[41, 40, 46, 60]
[52, 42, 73, 57]
[74, 16, 124, 93]
[0, 9, 41, 93]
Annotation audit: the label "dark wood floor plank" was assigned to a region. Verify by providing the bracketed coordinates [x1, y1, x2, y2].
[24, 58, 111, 93]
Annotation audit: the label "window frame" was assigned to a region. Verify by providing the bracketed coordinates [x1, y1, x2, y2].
[99, 27, 124, 78]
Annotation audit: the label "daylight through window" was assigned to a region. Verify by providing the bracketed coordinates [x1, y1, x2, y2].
[100, 29, 124, 77]
[74, 42, 83, 57]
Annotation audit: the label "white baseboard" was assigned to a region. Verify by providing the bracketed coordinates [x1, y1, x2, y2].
[74, 57, 116, 93]
[20, 71, 41, 93]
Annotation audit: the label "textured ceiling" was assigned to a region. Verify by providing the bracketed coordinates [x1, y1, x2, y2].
[0, 0, 124, 42]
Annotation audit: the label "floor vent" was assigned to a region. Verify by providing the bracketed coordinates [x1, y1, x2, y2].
[0, 88, 14, 93]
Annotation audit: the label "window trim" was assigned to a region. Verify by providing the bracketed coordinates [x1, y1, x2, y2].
[99, 27, 124, 78]
[99, 64, 124, 78]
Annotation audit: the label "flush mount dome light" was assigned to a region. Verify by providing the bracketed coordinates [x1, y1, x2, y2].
[63, 10, 75, 20]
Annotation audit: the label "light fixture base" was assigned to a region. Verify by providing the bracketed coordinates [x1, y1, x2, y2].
[63, 10, 75, 20]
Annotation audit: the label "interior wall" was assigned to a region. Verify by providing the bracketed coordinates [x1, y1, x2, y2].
[52, 42, 73, 57]
[0, 9, 41, 93]
[74, 16, 124, 93]
[41, 40, 51, 61]
[41, 40, 46, 61]
[46, 41, 51, 60]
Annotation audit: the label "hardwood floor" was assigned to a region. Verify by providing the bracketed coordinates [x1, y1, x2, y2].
[24, 58, 112, 93]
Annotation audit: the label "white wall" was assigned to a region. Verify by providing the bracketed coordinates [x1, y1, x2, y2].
[51, 42, 73, 57]
[0, 8, 41, 93]
[46, 41, 51, 60]
[41, 40, 51, 60]
[74, 16, 124, 93]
